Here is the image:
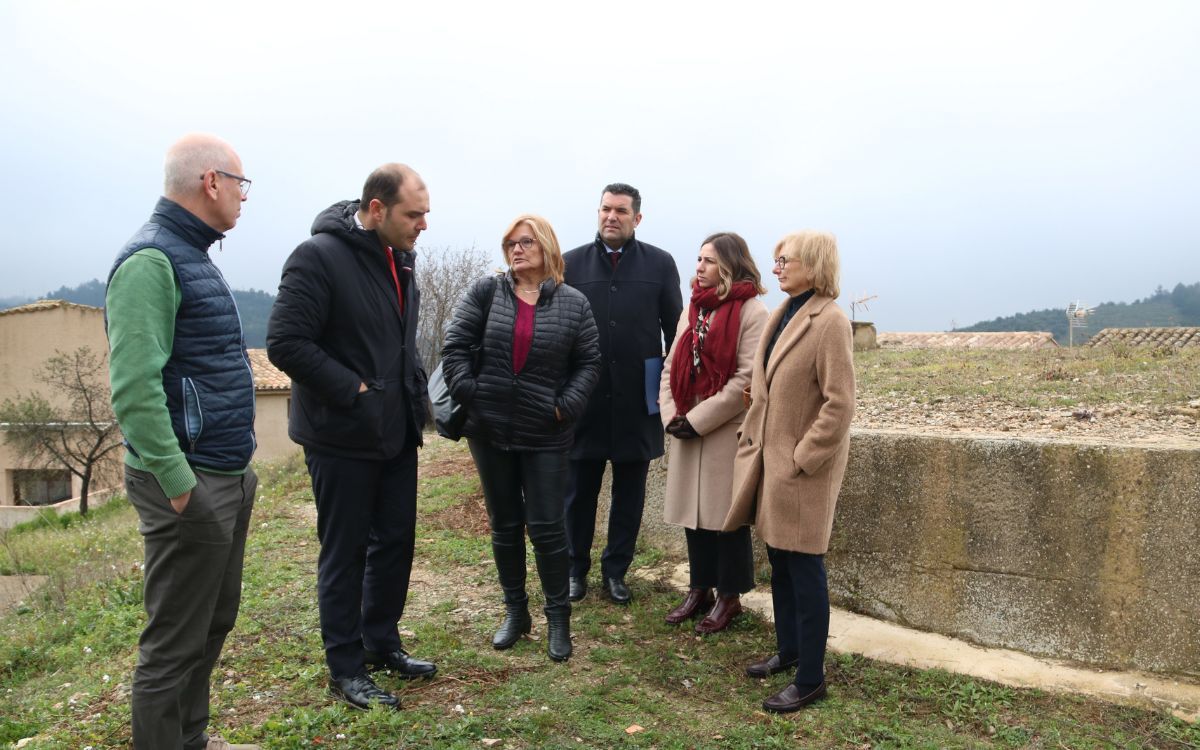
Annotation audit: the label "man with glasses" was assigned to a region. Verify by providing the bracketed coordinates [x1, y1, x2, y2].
[267, 163, 436, 711]
[562, 183, 683, 605]
[106, 134, 259, 750]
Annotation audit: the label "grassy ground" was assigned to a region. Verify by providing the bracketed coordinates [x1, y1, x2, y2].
[855, 346, 1200, 410]
[2, 440, 1199, 749]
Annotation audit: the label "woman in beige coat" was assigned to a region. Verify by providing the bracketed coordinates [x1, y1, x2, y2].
[723, 231, 854, 714]
[658, 232, 767, 634]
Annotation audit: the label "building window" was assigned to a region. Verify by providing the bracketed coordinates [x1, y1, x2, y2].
[12, 469, 72, 506]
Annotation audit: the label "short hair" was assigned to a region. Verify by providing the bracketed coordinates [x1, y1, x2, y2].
[361, 164, 409, 208]
[601, 182, 641, 214]
[774, 231, 841, 298]
[700, 232, 766, 299]
[502, 214, 565, 285]
[163, 137, 235, 198]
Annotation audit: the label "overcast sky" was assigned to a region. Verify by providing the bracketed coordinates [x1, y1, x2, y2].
[1, 1, 1197, 330]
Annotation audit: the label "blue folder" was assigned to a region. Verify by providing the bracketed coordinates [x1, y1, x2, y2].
[644, 356, 664, 415]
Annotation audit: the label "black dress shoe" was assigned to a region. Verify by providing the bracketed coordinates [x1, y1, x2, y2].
[329, 673, 400, 710]
[744, 653, 798, 679]
[568, 576, 587, 602]
[363, 648, 438, 680]
[604, 576, 631, 605]
[762, 681, 827, 713]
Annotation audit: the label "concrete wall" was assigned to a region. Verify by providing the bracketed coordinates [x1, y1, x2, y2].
[254, 391, 299, 463]
[0, 304, 107, 407]
[635, 429, 1200, 676]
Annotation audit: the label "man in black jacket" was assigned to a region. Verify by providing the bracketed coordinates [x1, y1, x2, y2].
[562, 183, 683, 604]
[267, 163, 436, 711]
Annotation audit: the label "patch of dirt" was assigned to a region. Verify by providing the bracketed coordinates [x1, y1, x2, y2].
[422, 449, 479, 479]
[424, 491, 491, 535]
[0, 575, 48, 611]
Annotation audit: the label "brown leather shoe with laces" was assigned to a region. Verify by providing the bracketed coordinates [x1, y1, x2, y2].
[665, 587, 715, 624]
[694, 594, 743, 634]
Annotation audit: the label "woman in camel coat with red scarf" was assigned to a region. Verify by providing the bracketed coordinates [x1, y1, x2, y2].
[723, 230, 854, 714]
[658, 232, 767, 634]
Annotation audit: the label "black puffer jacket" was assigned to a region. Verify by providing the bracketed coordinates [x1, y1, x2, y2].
[267, 200, 427, 460]
[442, 273, 600, 451]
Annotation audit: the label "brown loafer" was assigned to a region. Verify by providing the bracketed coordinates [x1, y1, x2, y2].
[694, 594, 742, 634]
[762, 681, 827, 713]
[665, 588, 715, 624]
[744, 653, 798, 679]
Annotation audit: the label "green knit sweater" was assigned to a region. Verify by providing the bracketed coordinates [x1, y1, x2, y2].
[107, 248, 244, 499]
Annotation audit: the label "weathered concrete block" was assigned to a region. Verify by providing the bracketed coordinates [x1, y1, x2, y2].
[633, 428, 1200, 676]
[830, 429, 1200, 676]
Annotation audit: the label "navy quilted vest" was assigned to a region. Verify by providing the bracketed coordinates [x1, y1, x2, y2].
[107, 197, 256, 470]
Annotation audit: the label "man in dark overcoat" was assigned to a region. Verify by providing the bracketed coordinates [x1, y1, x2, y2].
[267, 164, 437, 711]
[562, 183, 683, 604]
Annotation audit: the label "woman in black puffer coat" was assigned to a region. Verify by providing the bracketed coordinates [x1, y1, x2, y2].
[442, 214, 600, 661]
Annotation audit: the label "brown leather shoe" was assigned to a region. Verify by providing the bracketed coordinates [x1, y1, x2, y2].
[694, 594, 742, 634]
[744, 653, 798, 679]
[762, 682, 827, 713]
[665, 588, 715, 624]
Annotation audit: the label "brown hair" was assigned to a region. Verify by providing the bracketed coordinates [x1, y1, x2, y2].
[699, 232, 766, 299]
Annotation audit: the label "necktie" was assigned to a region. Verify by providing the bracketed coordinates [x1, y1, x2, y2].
[609, 250, 622, 270]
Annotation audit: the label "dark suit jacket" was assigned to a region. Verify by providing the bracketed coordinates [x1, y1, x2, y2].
[562, 233, 682, 461]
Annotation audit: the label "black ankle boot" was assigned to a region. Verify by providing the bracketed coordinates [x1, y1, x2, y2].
[493, 601, 532, 650]
[546, 608, 572, 662]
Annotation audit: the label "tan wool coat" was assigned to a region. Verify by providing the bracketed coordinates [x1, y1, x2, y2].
[722, 295, 855, 553]
[659, 298, 768, 530]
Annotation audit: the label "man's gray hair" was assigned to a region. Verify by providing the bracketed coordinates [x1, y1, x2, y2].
[163, 135, 235, 198]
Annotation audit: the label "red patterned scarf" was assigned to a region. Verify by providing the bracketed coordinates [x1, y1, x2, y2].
[670, 280, 758, 416]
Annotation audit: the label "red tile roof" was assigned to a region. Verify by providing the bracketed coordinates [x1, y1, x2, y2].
[246, 348, 290, 392]
[1085, 327, 1200, 349]
[877, 331, 1059, 350]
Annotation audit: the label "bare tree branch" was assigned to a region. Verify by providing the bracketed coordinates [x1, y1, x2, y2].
[415, 245, 496, 375]
[0, 346, 123, 515]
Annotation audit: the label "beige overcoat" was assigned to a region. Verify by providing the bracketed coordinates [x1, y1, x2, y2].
[659, 298, 768, 530]
[721, 295, 855, 553]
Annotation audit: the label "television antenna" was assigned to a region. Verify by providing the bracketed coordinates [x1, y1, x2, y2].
[850, 294, 878, 322]
[1065, 301, 1092, 347]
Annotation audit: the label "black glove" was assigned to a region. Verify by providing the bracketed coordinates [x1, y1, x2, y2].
[666, 415, 699, 440]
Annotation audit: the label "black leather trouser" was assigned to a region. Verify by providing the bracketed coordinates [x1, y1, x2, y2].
[468, 440, 571, 615]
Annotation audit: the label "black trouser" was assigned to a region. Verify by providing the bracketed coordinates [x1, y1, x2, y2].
[767, 546, 829, 687]
[126, 466, 257, 750]
[684, 526, 755, 595]
[469, 440, 571, 615]
[564, 458, 649, 581]
[304, 446, 417, 680]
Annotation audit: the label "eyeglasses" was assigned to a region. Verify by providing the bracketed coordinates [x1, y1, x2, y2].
[773, 256, 798, 270]
[209, 170, 252, 198]
[504, 237, 536, 252]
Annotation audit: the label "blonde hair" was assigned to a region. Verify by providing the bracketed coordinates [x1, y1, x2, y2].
[774, 231, 840, 298]
[501, 214, 565, 285]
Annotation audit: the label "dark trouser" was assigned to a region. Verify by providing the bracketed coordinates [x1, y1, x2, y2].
[767, 546, 829, 687]
[126, 465, 257, 750]
[304, 446, 417, 680]
[468, 440, 571, 614]
[684, 526, 755, 596]
[564, 458, 649, 580]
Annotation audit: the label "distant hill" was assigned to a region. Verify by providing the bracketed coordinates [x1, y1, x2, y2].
[5, 279, 276, 348]
[957, 281, 1200, 344]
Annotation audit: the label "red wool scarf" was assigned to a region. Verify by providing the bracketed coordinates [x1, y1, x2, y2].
[670, 280, 758, 416]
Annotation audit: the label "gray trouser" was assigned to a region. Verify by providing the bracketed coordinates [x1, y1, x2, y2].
[125, 465, 257, 750]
